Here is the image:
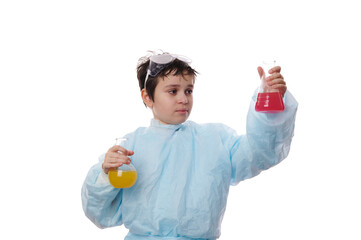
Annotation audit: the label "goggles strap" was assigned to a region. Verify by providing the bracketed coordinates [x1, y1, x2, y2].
[144, 69, 151, 89]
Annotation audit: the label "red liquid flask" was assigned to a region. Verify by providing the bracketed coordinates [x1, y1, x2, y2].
[255, 60, 285, 113]
[255, 92, 284, 112]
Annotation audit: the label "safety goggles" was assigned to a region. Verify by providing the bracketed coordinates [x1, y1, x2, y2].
[144, 53, 192, 89]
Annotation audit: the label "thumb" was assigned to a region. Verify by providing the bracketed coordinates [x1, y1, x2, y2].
[257, 66, 265, 79]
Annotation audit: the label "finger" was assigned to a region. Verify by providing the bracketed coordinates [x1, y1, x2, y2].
[106, 156, 132, 164]
[271, 83, 287, 90]
[109, 145, 126, 153]
[266, 72, 283, 81]
[270, 66, 281, 74]
[103, 162, 125, 174]
[257, 66, 264, 78]
[117, 149, 134, 156]
[107, 151, 126, 159]
[104, 162, 124, 169]
[267, 78, 286, 87]
[267, 82, 286, 92]
[104, 153, 121, 163]
[271, 84, 287, 95]
[109, 145, 134, 156]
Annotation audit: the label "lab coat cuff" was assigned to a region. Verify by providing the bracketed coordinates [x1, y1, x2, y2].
[96, 170, 110, 185]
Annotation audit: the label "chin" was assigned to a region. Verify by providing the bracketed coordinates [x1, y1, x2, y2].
[168, 117, 189, 125]
[157, 113, 191, 125]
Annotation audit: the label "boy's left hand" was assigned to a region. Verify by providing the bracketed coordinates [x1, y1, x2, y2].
[257, 66, 287, 97]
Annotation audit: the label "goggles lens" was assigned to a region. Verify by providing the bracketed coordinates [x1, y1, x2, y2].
[144, 54, 192, 88]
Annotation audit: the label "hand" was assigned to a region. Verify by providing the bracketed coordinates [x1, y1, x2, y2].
[257, 66, 287, 97]
[102, 145, 134, 174]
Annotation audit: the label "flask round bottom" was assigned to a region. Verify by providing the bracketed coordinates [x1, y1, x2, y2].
[108, 169, 137, 188]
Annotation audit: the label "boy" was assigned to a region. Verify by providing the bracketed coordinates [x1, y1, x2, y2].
[82, 52, 298, 240]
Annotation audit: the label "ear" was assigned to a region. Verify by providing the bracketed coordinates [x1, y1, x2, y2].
[141, 89, 153, 108]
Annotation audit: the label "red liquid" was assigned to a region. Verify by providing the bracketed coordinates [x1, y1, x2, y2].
[255, 92, 285, 113]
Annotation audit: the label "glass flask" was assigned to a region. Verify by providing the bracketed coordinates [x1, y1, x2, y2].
[108, 138, 137, 188]
[255, 60, 285, 113]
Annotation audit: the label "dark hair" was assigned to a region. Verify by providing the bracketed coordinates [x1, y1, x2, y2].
[137, 57, 198, 101]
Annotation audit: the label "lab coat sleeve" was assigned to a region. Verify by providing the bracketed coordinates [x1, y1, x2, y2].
[229, 90, 298, 185]
[81, 154, 123, 228]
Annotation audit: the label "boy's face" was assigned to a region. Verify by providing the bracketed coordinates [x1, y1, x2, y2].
[144, 72, 194, 125]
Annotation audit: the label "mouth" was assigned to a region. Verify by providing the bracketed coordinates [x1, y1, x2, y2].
[176, 109, 188, 114]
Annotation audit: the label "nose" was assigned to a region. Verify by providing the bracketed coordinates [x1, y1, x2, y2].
[177, 92, 189, 104]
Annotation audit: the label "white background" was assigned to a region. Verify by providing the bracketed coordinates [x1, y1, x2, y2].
[1, 0, 360, 239]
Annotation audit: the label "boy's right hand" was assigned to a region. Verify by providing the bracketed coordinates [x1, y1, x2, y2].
[102, 145, 134, 174]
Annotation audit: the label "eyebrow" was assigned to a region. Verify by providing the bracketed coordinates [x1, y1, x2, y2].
[164, 84, 194, 88]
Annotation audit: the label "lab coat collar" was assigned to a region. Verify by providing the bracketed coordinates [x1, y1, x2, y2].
[150, 118, 183, 131]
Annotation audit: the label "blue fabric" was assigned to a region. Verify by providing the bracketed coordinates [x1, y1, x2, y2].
[81, 91, 298, 239]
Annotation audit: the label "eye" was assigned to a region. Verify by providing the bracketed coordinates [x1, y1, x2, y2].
[168, 89, 177, 94]
[185, 89, 193, 95]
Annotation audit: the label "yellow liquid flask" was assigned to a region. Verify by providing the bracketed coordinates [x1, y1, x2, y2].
[108, 138, 137, 188]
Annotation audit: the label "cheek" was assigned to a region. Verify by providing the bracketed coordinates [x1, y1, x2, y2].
[188, 96, 194, 105]
[153, 98, 171, 113]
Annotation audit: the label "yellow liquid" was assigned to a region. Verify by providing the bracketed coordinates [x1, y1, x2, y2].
[108, 170, 137, 188]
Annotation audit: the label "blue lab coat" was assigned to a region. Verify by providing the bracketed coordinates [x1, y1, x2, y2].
[82, 91, 298, 240]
